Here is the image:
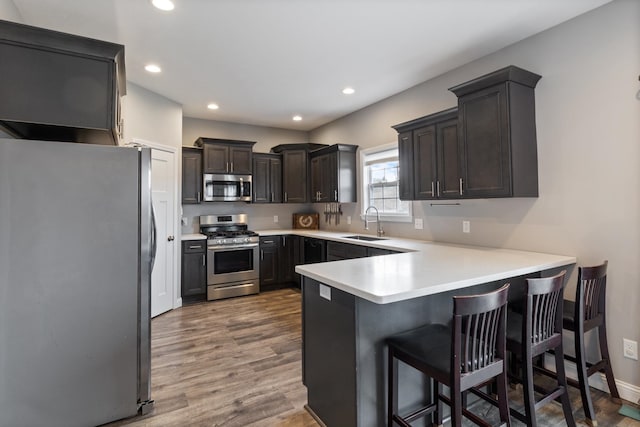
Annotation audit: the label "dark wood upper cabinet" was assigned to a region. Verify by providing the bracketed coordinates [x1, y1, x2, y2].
[272, 143, 330, 204]
[182, 147, 202, 204]
[397, 131, 414, 201]
[281, 149, 309, 203]
[449, 65, 541, 198]
[252, 153, 282, 203]
[393, 108, 460, 200]
[309, 144, 358, 203]
[195, 137, 255, 175]
[0, 20, 125, 145]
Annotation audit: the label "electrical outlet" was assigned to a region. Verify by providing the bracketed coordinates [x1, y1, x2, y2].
[463, 220, 471, 233]
[624, 339, 638, 360]
[181, 216, 188, 226]
[273, 215, 279, 223]
[347, 216, 352, 225]
[414, 218, 423, 230]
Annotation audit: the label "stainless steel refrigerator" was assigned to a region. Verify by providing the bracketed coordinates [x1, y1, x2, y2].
[0, 138, 155, 427]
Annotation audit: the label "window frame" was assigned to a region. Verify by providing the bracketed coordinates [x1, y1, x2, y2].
[359, 142, 412, 223]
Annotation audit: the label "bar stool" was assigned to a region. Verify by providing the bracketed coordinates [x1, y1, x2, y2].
[562, 261, 619, 426]
[386, 284, 511, 427]
[505, 271, 575, 427]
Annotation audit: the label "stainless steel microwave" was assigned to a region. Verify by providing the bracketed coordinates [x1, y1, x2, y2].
[203, 174, 252, 202]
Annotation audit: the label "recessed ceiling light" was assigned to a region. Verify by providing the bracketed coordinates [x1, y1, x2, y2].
[144, 64, 162, 73]
[151, 0, 175, 11]
[342, 87, 355, 95]
[292, 115, 302, 122]
[207, 103, 219, 110]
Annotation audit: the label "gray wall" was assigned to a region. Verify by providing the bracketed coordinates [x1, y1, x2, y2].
[122, 82, 183, 149]
[309, 0, 640, 392]
[183, 117, 307, 153]
[0, 0, 22, 22]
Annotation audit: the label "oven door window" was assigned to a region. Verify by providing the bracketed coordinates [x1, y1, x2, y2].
[213, 248, 254, 274]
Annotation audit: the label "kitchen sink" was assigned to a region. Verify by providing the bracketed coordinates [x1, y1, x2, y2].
[344, 235, 387, 241]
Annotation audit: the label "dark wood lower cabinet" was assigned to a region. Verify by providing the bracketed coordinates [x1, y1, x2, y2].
[260, 235, 300, 291]
[181, 240, 206, 303]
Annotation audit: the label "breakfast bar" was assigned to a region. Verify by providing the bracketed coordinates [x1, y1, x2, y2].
[295, 241, 576, 427]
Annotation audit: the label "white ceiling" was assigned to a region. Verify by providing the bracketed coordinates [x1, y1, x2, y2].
[8, 0, 611, 131]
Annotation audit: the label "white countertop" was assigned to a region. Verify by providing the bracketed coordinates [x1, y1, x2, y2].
[181, 233, 207, 241]
[256, 229, 576, 304]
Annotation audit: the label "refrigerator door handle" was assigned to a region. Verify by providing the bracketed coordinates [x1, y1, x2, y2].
[150, 203, 157, 271]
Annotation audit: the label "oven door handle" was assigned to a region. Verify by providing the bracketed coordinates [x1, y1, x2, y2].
[207, 243, 259, 251]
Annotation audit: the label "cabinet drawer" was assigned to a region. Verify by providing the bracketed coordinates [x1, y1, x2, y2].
[260, 236, 280, 248]
[183, 240, 206, 253]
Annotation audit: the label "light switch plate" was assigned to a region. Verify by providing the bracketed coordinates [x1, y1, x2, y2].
[319, 284, 331, 301]
[463, 220, 471, 233]
[274, 215, 279, 223]
[414, 218, 423, 230]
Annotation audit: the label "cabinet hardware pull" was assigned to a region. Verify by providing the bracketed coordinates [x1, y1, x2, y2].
[284, 192, 288, 202]
[226, 162, 229, 172]
[282, 237, 286, 247]
[202, 254, 205, 266]
[431, 182, 435, 197]
[230, 162, 234, 172]
[459, 178, 463, 195]
[271, 192, 274, 202]
[436, 181, 441, 197]
[197, 191, 200, 202]
[260, 249, 264, 260]
[263, 240, 274, 244]
[189, 245, 200, 249]
[334, 189, 338, 201]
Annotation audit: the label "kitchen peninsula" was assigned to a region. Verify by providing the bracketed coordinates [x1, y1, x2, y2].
[285, 232, 576, 427]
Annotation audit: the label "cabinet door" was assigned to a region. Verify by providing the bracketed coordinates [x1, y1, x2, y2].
[229, 146, 252, 174]
[437, 118, 462, 199]
[282, 150, 308, 203]
[280, 235, 296, 283]
[252, 155, 270, 203]
[260, 240, 279, 287]
[458, 85, 511, 198]
[310, 156, 322, 202]
[203, 143, 229, 174]
[182, 252, 206, 296]
[413, 125, 437, 200]
[398, 131, 414, 201]
[270, 157, 283, 203]
[310, 153, 333, 202]
[182, 149, 202, 204]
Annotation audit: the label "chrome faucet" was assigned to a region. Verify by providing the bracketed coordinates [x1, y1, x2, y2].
[364, 205, 384, 237]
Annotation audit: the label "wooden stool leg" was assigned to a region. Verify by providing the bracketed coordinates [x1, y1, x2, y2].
[495, 370, 511, 426]
[575, 328, 597, 425]
[388, 347, 397, 426]
[598, 323, 621, 400]
[521, 349, 538, 427]
[555, 343, 576, 427]
[434, 381, 443, 427]
[451, 382, 463, 427]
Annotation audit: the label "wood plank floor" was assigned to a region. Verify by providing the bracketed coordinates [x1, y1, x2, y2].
[106, 288, 639, 427]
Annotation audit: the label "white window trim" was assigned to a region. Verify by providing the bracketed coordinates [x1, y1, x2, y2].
[359, 142, 413, 223]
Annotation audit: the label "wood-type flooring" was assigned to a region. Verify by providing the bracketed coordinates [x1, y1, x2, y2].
[106, 288, 639, 427]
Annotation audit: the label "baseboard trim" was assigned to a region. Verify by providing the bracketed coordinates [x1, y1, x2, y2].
[543, 354, 640, 404]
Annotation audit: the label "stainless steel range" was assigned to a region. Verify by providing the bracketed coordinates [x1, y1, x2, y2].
[199, 214, 260, 300]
